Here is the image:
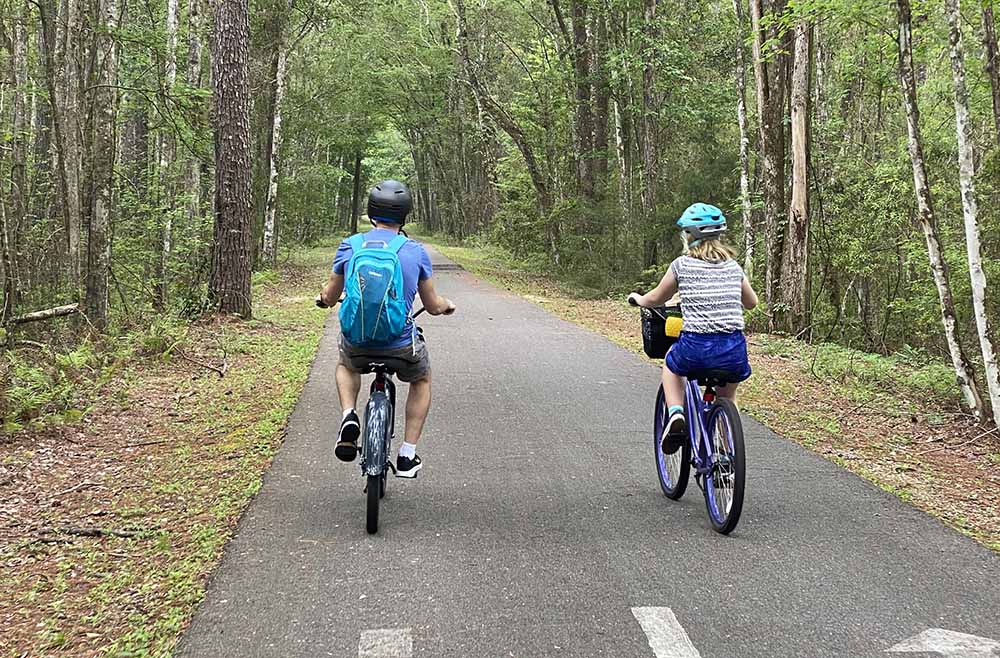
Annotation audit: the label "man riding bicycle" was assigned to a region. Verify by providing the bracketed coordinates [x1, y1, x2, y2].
[319, 180, 455, 478]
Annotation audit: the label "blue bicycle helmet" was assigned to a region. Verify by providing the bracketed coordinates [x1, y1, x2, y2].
[676, 203, 727, 241]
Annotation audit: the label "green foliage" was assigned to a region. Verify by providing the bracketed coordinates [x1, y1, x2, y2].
[755, 335, 961, 404]
[0, 316, 194, 433]
[2, 344, 105, 431]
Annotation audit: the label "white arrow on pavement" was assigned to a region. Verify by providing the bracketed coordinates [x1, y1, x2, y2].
[887, 628, 1000, 658]
[632, 607, 703, 658]
[358, 628, 413, 658]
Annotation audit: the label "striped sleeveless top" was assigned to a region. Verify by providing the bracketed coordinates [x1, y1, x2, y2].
[670, 255, 746, 333]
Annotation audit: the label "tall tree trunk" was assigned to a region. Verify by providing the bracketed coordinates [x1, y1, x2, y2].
[750, 0, 788, 321]
[1, 8, 28, 323]
[640, 0, 659, 268]
[779, 20, 811, 334]
[591, 6, 610, 202]
[262, 0, 293, 266]
[350, 151, 363, 234]
[945, 0, 1000, 427]
[332, 151, 346, 230]
[209, 0, 253, 318]
[982, 1, 1000, 146]
[185, 0, 204, 227]
[30, 18, 54, 250]
[86, 0, 120, 330]
[613, 97, 632, 228]
[6, 4, 29, 315]
[0, 202, 15, 327]
[896, 0, 984, 419]
[157, 0, 179, 308]
[570, 0, 594, 199]
[62, 0, 83, 290]
[732, 0, 754, 280]
[35, 0, 77, 292]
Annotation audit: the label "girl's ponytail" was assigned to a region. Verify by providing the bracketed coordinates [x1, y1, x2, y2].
[684, 234, 737, 263]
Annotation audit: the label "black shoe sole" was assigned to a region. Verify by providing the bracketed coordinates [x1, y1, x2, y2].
[662, 420, 687, 456]
[335, 423, 360, 462]
[395, 462, 422, 478]
[662, 436, 685, 455]
[335, 441, 358, 462]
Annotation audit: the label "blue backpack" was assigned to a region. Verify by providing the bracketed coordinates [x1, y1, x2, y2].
[339, 234, 410, 346]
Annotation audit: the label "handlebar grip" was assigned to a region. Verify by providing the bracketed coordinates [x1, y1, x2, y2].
[315, 296, 329, 309]
[628, 296, 639, 307]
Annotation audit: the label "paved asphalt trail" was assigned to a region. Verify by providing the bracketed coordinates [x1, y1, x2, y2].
[178, 250, 1000, 658]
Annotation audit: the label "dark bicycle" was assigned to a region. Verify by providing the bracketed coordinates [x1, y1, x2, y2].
[316, 296, 426, 534]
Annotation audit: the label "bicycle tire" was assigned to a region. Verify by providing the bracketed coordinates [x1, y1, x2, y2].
[703, 398, 746, 534]
[366, 474, 380, 534]
[654, 385, 690, 500]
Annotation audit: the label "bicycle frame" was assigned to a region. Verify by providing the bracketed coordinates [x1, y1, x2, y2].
[683, 379, 718, 483]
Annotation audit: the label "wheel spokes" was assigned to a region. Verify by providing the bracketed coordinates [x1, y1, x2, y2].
[711, 413, 735, 517]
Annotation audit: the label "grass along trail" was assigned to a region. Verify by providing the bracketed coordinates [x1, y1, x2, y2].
[419, 232, 1000, 553]
[0, 247, 335, 657]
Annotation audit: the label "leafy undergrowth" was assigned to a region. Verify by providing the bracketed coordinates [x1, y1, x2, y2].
[0, 247, 334, 657]
[425, 235, 1000, 553]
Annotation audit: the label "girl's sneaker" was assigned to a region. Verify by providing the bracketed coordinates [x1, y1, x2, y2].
[662, 412, 687, 455]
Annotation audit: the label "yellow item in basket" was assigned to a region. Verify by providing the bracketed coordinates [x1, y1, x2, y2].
[665, 315, 683, 338]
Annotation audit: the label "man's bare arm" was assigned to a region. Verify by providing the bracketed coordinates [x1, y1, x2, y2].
[417, 278, 456, 315]
[320, 273, 345, 307]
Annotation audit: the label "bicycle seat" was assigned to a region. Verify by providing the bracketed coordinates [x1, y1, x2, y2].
[687, 369, 739, 387]
[357, 362, 395, 375]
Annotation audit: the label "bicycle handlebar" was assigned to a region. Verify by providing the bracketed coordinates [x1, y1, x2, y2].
[315, 295, 430, 320]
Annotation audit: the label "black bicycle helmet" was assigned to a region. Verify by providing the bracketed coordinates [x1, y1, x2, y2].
[367, 179, 412, 225]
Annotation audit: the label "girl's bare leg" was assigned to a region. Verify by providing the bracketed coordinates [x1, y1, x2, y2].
[662, 366, 687, 409]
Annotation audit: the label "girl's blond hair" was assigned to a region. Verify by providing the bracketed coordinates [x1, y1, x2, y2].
[683, 234, 737, 263]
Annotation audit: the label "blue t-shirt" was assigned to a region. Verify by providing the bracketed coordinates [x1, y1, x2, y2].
[333, 229, 433, 349]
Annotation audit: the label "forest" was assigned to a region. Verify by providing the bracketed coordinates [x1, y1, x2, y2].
[1, 0, 999, 426]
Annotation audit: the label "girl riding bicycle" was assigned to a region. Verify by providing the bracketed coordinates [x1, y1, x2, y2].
[628, 203, 758, 455]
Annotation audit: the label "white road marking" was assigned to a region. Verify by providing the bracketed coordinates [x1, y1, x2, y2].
[358, 628, 413, 658]
[631, 607, 703, 658]
[886, 628, 1000, 657]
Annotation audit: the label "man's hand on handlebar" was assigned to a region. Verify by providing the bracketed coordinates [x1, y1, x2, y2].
[628, 292, 645, 308]
[315, 293, 345, 309]
[441, 298, 457, 316]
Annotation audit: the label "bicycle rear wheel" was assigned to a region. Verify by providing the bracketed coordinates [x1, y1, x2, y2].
[703, 398, 745, 534]
[654, 385, 690, 500]
[366, 474, 380, 534]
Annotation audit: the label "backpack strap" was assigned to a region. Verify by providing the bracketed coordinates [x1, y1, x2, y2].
[386, 234, 408, 255]
[343, 234, 365, 277]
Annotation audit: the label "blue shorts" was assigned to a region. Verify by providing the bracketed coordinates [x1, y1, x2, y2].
[664, 331, 751, 383]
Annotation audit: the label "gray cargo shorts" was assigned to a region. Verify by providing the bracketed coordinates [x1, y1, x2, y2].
[338, 334, 431, 383]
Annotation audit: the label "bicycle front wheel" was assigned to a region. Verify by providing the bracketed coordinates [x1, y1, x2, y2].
[366, 474, 380, 534]
[654, 385, 690, 500]
[703, 398, 746, 534]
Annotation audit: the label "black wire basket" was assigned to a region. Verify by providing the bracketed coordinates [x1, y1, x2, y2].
[640, 305, 682, 359]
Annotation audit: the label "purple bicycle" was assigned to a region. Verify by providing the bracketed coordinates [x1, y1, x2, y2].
[653, 370, 746, 534]
[632, 301, 746, 534]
